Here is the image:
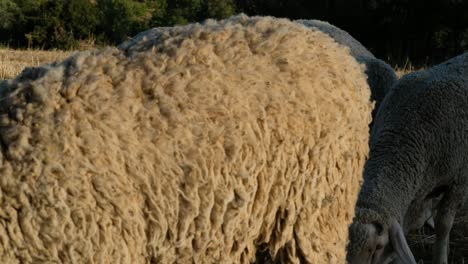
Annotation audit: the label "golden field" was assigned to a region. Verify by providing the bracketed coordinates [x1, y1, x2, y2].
[0, 48, 72, 80]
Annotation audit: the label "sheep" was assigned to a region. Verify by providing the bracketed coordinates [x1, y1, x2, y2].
[0, 15, 373, 263]
[296, 19, 398, 125]
[291, 22, 441, 259]
[346, 52, 468, 264]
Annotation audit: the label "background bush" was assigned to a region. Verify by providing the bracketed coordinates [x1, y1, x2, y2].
[1, 0, 467, 66]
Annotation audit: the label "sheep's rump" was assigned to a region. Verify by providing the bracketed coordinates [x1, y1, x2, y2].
[295, 19, 374, 59]
[0, 15, 372, 263]
[296, 19, 397, 123]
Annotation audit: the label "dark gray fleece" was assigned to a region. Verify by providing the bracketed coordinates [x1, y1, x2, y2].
[357, 52, 468, 233]
[297, 19, 398, 123]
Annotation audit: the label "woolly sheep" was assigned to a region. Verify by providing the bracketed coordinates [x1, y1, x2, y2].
[346, 52, 468, 264]
[0, 15, 373, 263]
[296, 19, 398, 125]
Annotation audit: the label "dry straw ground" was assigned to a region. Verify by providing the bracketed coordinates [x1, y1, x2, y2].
[407, 199, 468, 264]
[0, 48, 466, 263]
[0, 48, 71, 80]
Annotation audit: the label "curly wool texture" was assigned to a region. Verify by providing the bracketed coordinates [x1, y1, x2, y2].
[296, 19, 398, 124]
[0, 15, 372, 263]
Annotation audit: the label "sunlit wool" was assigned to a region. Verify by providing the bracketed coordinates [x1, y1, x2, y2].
[0, 14, 372, 263]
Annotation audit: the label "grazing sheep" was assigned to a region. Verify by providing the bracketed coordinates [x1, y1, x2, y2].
[347, 52, 468, 264]
[0, 15, 373, 263]
[297, 19, 398, 124]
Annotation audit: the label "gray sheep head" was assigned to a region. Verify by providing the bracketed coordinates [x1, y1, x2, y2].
[347, 209, 417, 264]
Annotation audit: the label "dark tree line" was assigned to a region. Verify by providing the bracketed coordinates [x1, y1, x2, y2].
[1, 0, 467, 66]
[0, 0, 235, 49]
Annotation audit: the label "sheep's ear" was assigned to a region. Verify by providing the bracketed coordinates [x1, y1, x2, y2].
[389, 220, 417, 264]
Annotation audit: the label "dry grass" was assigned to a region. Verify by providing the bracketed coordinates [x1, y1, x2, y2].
[407, 201, 468, 264]
[392, 56, 427, 77]
[396, 67, 415, 78]
[395, 64, 424, 78]
[0, 48, 72, 80]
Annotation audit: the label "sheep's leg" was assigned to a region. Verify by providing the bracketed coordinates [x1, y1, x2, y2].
[432, 185, 467, 264]
[433, 210, 454, 264]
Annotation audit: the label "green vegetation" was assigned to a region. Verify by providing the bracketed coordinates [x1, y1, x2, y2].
[1, 0, 467, 66]
[0, 0, 236, 49]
